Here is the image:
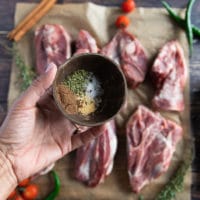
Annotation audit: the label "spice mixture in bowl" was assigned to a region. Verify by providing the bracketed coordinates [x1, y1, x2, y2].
[57, 69, 103, 116]
[53, 53, 127, 126]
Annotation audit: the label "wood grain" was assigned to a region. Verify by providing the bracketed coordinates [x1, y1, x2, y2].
[0, 0, 200, 199]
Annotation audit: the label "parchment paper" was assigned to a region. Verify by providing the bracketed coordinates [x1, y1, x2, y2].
[8, 2, 192, 200]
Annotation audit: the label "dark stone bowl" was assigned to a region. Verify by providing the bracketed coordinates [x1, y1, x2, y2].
[53, 53, 127, 127]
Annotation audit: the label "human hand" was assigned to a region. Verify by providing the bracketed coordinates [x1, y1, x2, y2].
[0, 63, 104, 189]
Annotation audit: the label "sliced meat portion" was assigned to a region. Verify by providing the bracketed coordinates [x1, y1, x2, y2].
[35, 24, 71, 74]
[75, 121, 117, 187]
[101, 32, 120, 64]
[126, 105, 182, 193]
[151, 41, 187, 111]
[75, 30, 99, 54]
[119, 30, 148, 89]
[101, 30, 148, 89]
[153, 68, 185, 111]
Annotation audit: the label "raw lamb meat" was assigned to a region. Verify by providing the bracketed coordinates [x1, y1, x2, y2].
[75, 121, 117, 187]
[151, 41, 187, 111]
[101, 32, 120, 64]
[101, 30, 148, 88]
[126, 105, 182, 193]
[35, 24, 71, 74]
[119, 30, 148, 89]
[75, 29, 99, 54]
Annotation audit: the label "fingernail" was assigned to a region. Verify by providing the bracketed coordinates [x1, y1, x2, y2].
[45, 62, 56, 73]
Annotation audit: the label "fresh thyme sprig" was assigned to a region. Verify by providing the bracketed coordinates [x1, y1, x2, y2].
[13, 44, 36, 91]
[155, 161, 190, 200]
[138, 145, 193, 200]
[155, 142, 193, 200]
[138, 161, 190, 200]
[0, 41, 36, 91]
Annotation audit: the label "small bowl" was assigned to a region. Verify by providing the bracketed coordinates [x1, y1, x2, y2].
[53, 53, 127, 127]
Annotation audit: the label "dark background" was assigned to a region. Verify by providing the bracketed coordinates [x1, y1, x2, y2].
[0, 0, 200, 199]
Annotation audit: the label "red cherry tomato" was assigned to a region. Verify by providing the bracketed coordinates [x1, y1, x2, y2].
[14, 194, 24, 200]
[22, 184, 39, 199]
[18, 178, 30, 187]
[122, 0, 136, 13]
[7, 189, 17, 199]
[115, 15, 130, 28]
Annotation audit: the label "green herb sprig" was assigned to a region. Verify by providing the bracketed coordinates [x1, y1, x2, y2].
[155, 160, 191, 200]
[13, 44, 35, 91]
[155, 140, 193, 200]
[0, 41, 35, 91]
[137, 161, 189, 200]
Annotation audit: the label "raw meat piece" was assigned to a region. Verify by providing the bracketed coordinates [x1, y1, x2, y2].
[101, 30, 148, 88]
[75, 121, 117, 187]
[101, 32, 120, 64]
[151, 41, 187, 111]
[35, 24, 71, 74]
[119, 30, 148, 89]
[75, 29, 99, 54]
[126, 105, 182, 193]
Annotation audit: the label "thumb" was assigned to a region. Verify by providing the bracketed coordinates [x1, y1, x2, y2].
[16, 63, 57, 109]
[71, 124, 106, 151]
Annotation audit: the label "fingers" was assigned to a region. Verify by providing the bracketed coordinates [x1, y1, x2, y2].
[16, 63, 57, 109]
[71, 124, 106, 151]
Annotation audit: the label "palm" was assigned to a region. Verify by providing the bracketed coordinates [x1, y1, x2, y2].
[0, 95, 76, 180]
[0, 64, 104, 182]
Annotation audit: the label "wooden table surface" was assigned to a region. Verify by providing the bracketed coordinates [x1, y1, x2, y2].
[0, 0, 200, 199]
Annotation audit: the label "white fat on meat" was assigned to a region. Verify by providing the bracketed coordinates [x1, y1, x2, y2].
[78, 140, 95, 181]
[124, 41, 136, 55]
[126, 105, 182, 193]
[75, 121, 117, 187]
[104, 122, 117, 176]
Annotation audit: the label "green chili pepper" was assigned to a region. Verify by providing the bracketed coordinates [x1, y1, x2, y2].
[192, 25, 200, 37]
[185, 0, 195, 56]
[162, 1, 185, 27]
[45, 170, 61, 200]
[162, 0, 197, 56]
[162, 1, 200, 38]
